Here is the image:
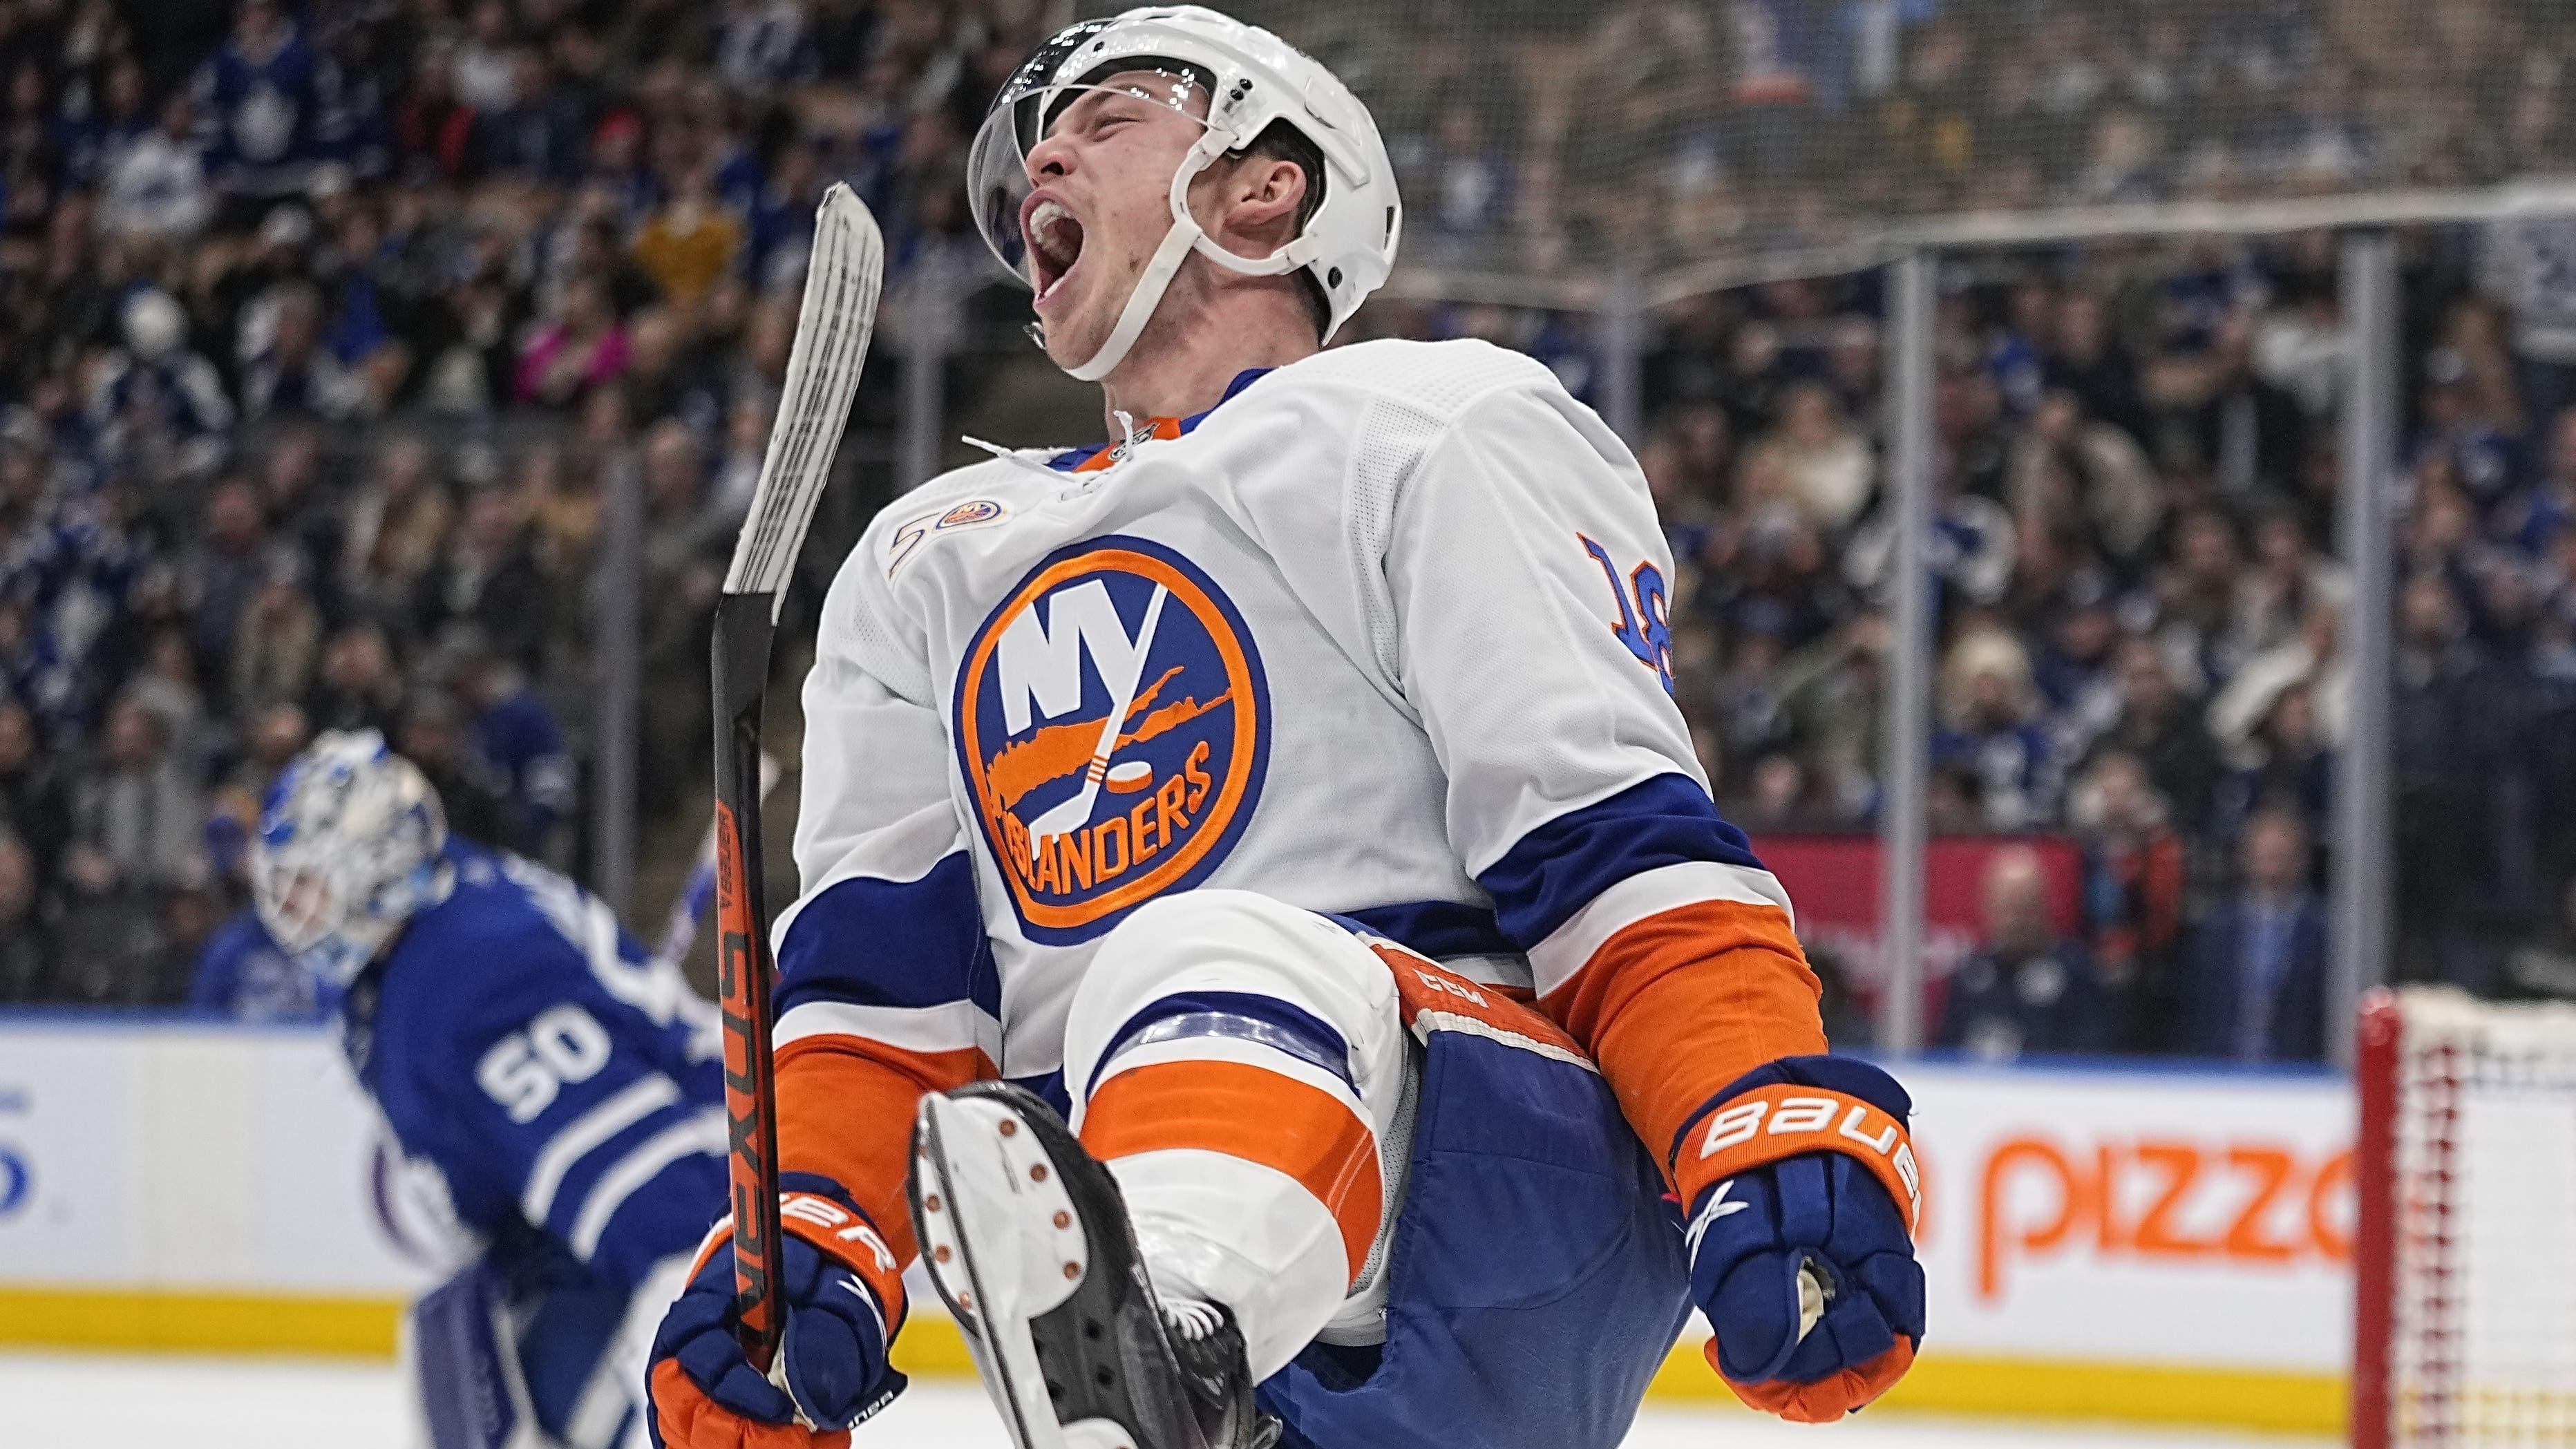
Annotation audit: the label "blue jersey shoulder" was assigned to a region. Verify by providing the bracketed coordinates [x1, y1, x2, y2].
[189, 909, 325, 1022]
[350, 840, 721, 1250]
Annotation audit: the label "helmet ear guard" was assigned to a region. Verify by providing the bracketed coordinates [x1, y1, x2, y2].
[970, 4, 1401, 380]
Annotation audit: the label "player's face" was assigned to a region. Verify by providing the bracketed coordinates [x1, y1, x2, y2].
[256, 859, 338, 955]
[1018, 72, 1211, 370]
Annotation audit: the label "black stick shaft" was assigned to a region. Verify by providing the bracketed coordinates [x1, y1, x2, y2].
[711, 594, 788, 1367]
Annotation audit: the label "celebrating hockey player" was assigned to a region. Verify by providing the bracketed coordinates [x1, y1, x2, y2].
[647, 8, 1925, 1448]
[254, 730, 729, 1449]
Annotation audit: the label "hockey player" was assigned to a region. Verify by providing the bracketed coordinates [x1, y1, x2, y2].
[254, 730, 728, 1449]
[647, 9, 1924, 1448]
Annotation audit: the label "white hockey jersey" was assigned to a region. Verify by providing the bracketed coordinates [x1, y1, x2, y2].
[768, 337, 1806, 1115]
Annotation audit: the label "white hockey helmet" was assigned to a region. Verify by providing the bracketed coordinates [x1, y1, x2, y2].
[967, 4, 1403, 381]
[252, 729, 453, 985]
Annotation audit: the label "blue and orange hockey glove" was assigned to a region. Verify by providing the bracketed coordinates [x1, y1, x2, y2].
[648, 1175, 909, 1448]
[1675, 1056, 1925, 1422]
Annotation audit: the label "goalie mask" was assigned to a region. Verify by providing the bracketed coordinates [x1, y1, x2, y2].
[253, 729, 453, 986]
[967, 4, 1402, 381]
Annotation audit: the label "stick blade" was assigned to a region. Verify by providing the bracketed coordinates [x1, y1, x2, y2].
[722, 182, 886, 604]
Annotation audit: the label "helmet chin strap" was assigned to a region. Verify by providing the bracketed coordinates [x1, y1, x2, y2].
[1057, 127, 1323, 384]
[1063, 201, 1202, 383]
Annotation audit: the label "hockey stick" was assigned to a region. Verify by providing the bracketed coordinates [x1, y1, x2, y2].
[654, 752, 780, 974]
[712, 182, 883, 1370]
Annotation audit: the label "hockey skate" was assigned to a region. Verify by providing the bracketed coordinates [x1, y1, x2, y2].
[909, 1083, 1279, 1449]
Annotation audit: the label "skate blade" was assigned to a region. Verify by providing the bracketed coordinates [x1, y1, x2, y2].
[912, 1092, 1130, 1449]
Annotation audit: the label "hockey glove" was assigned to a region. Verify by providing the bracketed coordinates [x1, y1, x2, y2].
[647, 1175, 909, 1449]
[1676, 1056, 1925, 1423]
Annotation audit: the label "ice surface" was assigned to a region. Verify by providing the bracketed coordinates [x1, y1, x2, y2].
[0, 1352, 2333, 1449]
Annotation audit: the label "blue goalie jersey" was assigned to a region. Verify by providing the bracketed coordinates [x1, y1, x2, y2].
[341, 840, 727, 1448]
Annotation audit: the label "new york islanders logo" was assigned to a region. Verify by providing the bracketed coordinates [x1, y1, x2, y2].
[955, 536, 1269, 943]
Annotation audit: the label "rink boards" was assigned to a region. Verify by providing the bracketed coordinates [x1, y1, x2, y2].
[0, 1016, 2352, 1433]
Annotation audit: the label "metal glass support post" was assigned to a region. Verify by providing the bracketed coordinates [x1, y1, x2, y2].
[591, 444, 643, 916]
[1879, 250, 1937, 1055]
[2333, 229, 2399, 1063]
[899, 249, 956, 491]
[1600, 263, 1646, 448]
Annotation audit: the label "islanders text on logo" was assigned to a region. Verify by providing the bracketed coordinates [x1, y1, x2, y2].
[955, 536, 1268, 943]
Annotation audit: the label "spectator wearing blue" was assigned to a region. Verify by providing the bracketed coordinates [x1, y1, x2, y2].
[240, 282, 366, 422]
[102, 93, 214, 243]
[188, 907, 323, 1023]
[2391, 571, 2508, 972]
[741, 137, 827, 292]
[93, 289, 234, 478]
[191, 0, 348, 217]
[1938, 844, 2112, 1062]
[451, 633, 574, 866]
[392, 688, 511, 849]
[2217, 681, 2333, 851]
[1933, 625, 2061, 831]
[714, 0, 819, 95]
[2184, 809, 2329, 1062]
[2497, 408, 2576, 559]
[476, 52, 587, 184]
[67, 59, 157, 191]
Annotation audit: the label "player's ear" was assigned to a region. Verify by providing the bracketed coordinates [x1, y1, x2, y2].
[1220, 155, 1307, 248]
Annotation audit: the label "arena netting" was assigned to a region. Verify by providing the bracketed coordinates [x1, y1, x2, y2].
[1081, 0, 2576, 302]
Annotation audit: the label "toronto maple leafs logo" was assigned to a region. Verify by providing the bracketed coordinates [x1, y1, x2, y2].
[954, 536, 1269, 943]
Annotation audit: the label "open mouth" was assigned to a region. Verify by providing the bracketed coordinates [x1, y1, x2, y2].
[1023, 195, 1086, 307]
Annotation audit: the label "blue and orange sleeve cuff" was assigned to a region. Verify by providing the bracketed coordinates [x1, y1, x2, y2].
[773, 1034, 992, 1268]
[1537, 896, 1827, 1193]
[1668, 1055, 1921, 1237]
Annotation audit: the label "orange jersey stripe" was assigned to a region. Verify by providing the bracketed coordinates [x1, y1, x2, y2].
[1080, 1059, 1383, 1282]
[774, 1036, 993, 1266]
[1539, 898, 1825, 1186]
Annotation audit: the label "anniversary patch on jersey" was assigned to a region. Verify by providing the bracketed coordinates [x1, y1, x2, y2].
[954, 535, 1268, 943]
[885, 499, 1015, 577]
[938, 499, 1008, 529]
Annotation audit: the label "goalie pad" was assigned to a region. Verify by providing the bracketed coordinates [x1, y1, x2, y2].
[407, 1259, 546, 1449]
[406, 1253, 642, 1449]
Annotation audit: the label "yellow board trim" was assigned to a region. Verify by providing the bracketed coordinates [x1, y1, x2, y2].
[0, 1286, 2347, 1437]
[1642, 1339, 2347, 1437]
[0, 1286, 401, 1358]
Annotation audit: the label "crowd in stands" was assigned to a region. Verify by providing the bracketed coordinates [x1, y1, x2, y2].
[0, 0, 2569, 1070]
[0, 0, 1043, 1009]
[1296, 0, 2576, 276]
[1440, 216, 2576, 1063]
